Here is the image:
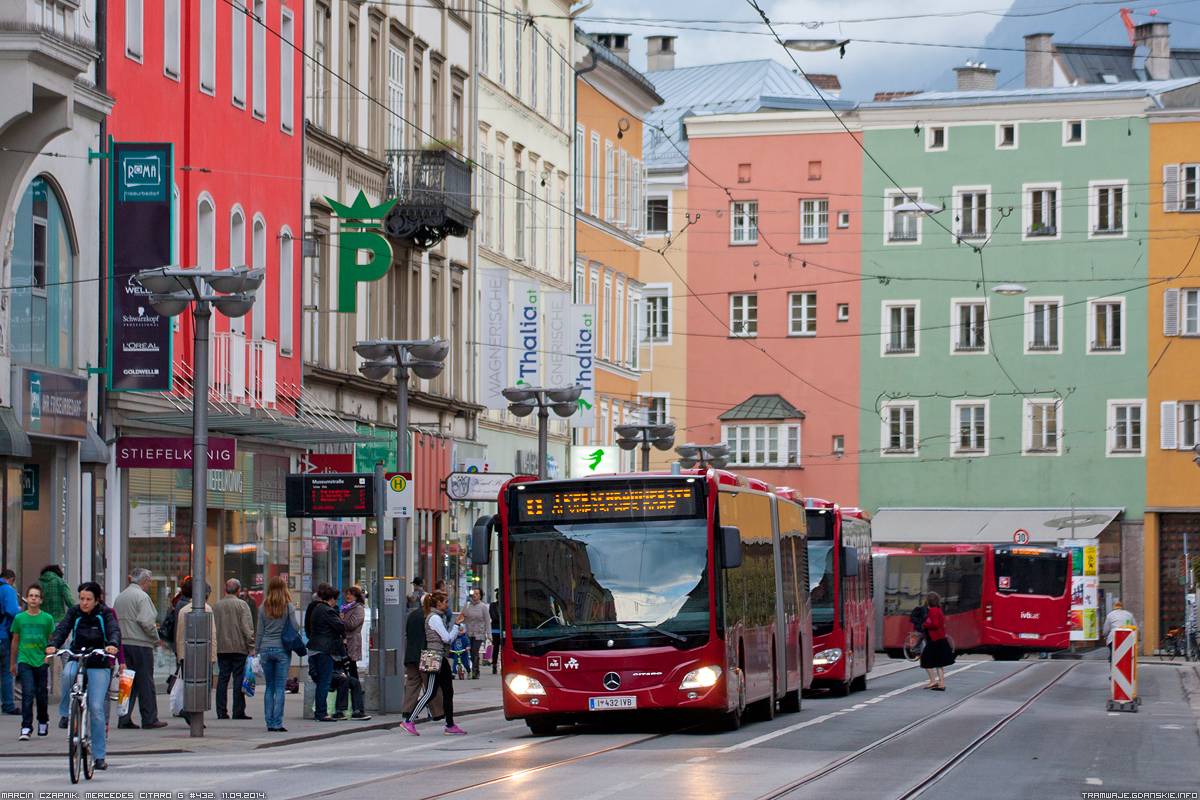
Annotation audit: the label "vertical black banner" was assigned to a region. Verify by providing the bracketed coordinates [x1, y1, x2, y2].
[110, 141, 174, 391]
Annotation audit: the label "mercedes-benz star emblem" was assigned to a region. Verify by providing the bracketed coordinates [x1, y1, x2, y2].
[603, 672, 622, 691]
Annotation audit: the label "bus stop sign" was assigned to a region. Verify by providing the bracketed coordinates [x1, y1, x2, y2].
[1014, 529, 1030, 545]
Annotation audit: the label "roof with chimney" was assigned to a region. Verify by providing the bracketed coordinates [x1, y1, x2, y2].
[642, 60, 854, 171]
[873, 90, 924, 102]
[1055, 44, 1200, 84]
[861, 77, 1200, 109]
[805, 74, 841, 92]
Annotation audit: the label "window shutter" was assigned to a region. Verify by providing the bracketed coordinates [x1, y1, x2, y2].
[1164, 163, 1180, 213]
[1161, 401, 1178, 450]
[1164, 288, 1181, 336]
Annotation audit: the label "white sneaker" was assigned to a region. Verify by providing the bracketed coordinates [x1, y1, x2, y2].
[19, 728, 30, 741]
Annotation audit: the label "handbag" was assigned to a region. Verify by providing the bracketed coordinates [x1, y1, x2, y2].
[418, 648, 443, 673]
[282, 612, 307, 657]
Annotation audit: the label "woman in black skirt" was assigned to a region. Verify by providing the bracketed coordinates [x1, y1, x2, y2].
[920, 592, 955, 690]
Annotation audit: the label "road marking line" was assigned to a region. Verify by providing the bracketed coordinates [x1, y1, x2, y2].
[688, 756, 709, 762]
[1086, 778, 1103, 785]
[719, 662, 983, 753]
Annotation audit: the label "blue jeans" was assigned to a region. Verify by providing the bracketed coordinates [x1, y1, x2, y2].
[259, 648, 289, 729]
[62, 661, 111, 761]
[17, 662, 49, 729]
[308, 652, 334, 719]
[0, 637, 15, 712]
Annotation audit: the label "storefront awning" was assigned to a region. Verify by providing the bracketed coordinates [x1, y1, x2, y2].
[80, 424, 110, 464]
[0, 407, 31, 458]
[128, 411, 388, 445]
[872, 507, 1124, 545]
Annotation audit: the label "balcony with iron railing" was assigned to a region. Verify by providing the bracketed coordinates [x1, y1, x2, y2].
[383, 148, 476, 249]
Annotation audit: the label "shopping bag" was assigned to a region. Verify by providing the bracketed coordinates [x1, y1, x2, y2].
[249, 654, 264, 679]
[117, 669, 136, 717]
[242, 661, 257, 697]
[484, 643, 494, 663]
[169, 673, 185, 716]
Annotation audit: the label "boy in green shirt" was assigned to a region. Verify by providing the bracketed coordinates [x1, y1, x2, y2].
[10, 584, 53, 740]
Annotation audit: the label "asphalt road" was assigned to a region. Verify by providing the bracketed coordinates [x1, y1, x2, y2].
[1, 658, 1197, 800]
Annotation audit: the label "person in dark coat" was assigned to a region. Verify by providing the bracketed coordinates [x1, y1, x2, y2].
[920, 592, 955, 690]
[307, 585, 345, 722]
[489, 591, 501, 675]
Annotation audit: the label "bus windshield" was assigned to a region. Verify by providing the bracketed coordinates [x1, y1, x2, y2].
[993, 551, 1069, 597]
[507, 519, 710, 652]
[806, 511, 835, 637]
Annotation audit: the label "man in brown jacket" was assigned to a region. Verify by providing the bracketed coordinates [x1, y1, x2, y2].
[213, 579, 255, 720]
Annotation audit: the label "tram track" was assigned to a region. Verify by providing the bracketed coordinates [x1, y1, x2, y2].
[756, 661, 1080, 800]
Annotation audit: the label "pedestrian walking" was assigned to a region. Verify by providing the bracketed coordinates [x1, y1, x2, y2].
[406, 577, 426, 612]
[255, 577, 296, 732]
[0, 568, 20, 716]
[175, 583, 217, 725]
[402, 601, 443, 722]
[307, 585, 344, 722]
[112, 569, 167, 729]
[9, 584, 53, 739]
[463, 589, 489, 680]
[341, 586, 366, 684]
[1103, 600, 1137, 662]
[920, 592, 954, 690]
[46, 582, 120, 770]
[489, 591, 501, 675]
[36, 566, 72, 702]
[402, 591, 466, 736]
[214, 579, 255, 720]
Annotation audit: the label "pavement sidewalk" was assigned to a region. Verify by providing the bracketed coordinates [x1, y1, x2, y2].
[0, 671, 504, 756]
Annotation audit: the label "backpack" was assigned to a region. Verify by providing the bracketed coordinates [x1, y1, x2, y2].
[909, 605, 928, 628]
[158, 609, 177, 648]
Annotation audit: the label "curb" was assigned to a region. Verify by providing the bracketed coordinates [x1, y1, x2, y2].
[253, 704, 505, 749]
[0, 749, 189, 759]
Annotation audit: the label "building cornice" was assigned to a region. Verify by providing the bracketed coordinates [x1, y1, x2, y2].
[577, 211, 643, 249]
[857, 96, 1153, 126]
[686, 109, 858, 139]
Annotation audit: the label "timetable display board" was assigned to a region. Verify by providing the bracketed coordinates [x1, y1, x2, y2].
[512, 482, 702, 523]
[285, 473, 375, 518]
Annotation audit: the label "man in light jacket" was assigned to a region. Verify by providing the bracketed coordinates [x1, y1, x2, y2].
[112, 569, 167, 729]
[1103, 600, 1137, 661]
[213, 579, 255, 720]
[463, 590, 490, 680]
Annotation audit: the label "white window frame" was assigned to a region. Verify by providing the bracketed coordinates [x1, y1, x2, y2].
[1023, 182, 1061, 241]
[643, 284, 670, 344]
[231, 0, 246, 107]
[951, 298, 988, 354]
[163, 0, 181, 79]
[1063, 119, 1085, 146]
[881, 300, 919, 357]
[925, 125, 947, 152]
[885, 189, 922, 245]
[837, 303, 850, 322]
[800, 198, 828, 243]
[1089, 180, 1127, 238]
[1087, 296, 1125, 355]
[479, 0, 488, 76]
[950, 399, 989, 457]
[252, 0, 266, 119]
[730, 201, 758, 245]
[880, 402, 918, 457]
[1023, 398, 1061, 456]
[1183, 164, 1200, 212]
[953, 185, 990, 241]
[605, 142, 615, 220]
[574, 124, 585, 208]
[497, 0, 505, 87]
[723, 423, 801, 467]
[126, 0, 143, 61]
[838, 211, 850, 229]
[1108, 400, 1145, 457]
[730, 293, 757, 338]
[279, 9, 294, 132]
[251, 215, 267, 340]
[996, 122, 1018, 149]
[640, 394, 670, 427]
[1184, 288, 1200, 336]
[279, 227, 294, 355]
[1024, 295, 1063, 354]
[789, 291, 816, 337]
[199, 0, 215, 94]
[645, 196, 670, 234]
[1179, 401, 1200, 449]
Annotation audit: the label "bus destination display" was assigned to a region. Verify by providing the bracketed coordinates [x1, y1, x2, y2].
[285, 473, 375, 518]
[515, 484, 699, 523]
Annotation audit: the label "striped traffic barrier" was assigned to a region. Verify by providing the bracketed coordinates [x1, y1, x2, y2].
[1107, 626, 1139, 712]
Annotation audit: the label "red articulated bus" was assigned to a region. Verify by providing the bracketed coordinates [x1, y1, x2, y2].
[804, 499, 874, 695]
[471, 470, 814, 734]
[880, 544, 1072, 660]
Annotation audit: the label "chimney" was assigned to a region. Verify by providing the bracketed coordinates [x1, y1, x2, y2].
[954, 62, 998, 91]
[1134, 22, 1171, 80]
[595, 33, 631, 63]
[646, 35, 676, 72]
[1024, 33, 1054, 88]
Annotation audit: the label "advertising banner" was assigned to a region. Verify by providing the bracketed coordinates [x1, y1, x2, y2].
[545, 292, 570, 391]
[570, 445, 619, 477]
[571, 304, 596, 427]
[1060, 537, 1100, 641]
[110, 141, 174, 391]
[13, 368, 88, 439]
[444, 472, 515, 502]
[481, 269, 510, 409]
[514, 280, 540, 387]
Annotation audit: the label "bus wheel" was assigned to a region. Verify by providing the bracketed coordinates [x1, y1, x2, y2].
[718, 669, 746, 731]
[779, 688, 801, 714]
[885, 648, 904, 659]
[828, 680, 851, 698]
[526, 718, 558, 736]
[850, 674, 867, 693]
[750, 654, 778, 721]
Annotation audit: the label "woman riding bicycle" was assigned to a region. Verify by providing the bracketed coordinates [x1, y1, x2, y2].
[45, 582, 119, 771]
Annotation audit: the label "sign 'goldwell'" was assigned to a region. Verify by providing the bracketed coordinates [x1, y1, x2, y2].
[571, 304, 596, 427]
[481, 269, 509, 409]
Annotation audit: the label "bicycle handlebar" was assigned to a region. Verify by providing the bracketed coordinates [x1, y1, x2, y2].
[47, 648, 118, 664]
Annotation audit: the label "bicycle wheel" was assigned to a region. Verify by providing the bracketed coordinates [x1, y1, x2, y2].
[83, 736, 94, 780]
[68, 696, 83, 784]
[903, 633, 924, 662]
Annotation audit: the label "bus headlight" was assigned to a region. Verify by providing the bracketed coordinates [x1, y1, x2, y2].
[680, 666, 723, 689]
[813, 648, 843, 666]
[505, 674, 547, 696]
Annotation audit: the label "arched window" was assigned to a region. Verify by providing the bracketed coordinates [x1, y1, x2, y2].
[251, 215, 266, 340]
[278, 227, 293, 355]
[197, 195, 215, 270]
[229, 206, 246, 335]
[12, 177, 76, 368]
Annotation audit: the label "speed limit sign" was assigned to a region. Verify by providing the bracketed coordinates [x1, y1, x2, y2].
[1013, 529, 1030, 545]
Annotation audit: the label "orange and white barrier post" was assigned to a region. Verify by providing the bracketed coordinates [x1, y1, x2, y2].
[1107, 626, 1139, 712]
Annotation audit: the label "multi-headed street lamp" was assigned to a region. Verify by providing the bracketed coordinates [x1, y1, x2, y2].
[352, 337, 450, 711]
[674, 442, 731, 470]
[502, 386, 582, 479]
[615, 423, 676, 472]
[133, 265, 264, 738]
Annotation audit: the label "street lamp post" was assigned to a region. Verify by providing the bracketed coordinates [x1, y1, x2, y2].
[352, 337, 450, 713]
[133, 265, 263, 739]
[615, 423, 676, 472]
[502, 386, 582, 479]
[674, 442, 731, 470]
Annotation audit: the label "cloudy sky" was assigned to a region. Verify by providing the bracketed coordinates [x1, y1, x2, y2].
[572, 0, 1200, 100]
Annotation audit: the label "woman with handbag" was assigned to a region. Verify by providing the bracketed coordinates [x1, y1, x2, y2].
[255, 577, 298, 732]
[402, 591, 467, 736]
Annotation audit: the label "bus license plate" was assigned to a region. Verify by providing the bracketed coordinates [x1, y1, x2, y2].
[589, 696, 636, 711]
[1019, 633, 1040, 639]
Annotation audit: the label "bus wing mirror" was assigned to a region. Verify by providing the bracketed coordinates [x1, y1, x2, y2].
[841, 545, 859, 577]
[471, 515, 495, 565]
[721, 526, 742, 570]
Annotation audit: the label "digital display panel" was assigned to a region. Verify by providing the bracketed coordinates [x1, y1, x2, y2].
[285, 474, 375, 518]
[513, 482, 702, 523]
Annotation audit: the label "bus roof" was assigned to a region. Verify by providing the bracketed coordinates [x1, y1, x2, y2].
[507, 469, 805, 503]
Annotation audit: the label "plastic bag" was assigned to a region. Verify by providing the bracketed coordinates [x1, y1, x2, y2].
[169, 673, 185, 716]
[249, 655, 264, 679]
[242, 661, 256, 697]
[116, 669, 136, 717]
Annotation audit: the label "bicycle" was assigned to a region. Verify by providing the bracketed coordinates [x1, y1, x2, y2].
[1159, 628, 1185, 660]
[903, 630, 926, 662]
[51, 648, 116, 784]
